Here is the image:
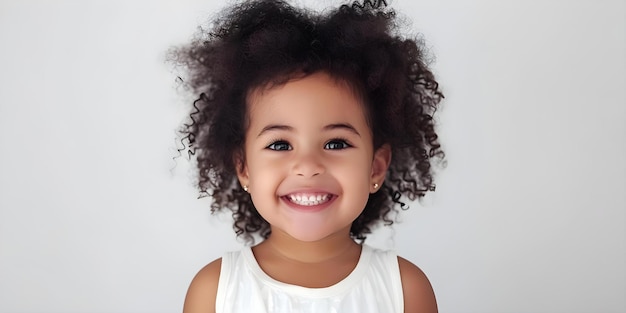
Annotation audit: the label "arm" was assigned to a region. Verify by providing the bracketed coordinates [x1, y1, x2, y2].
[182, 258, 222, 313]
[398, 257, 438, 313]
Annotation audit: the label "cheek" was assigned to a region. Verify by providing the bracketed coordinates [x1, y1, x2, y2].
[246, 157, 283, 192]
[336, 157, 372, 185]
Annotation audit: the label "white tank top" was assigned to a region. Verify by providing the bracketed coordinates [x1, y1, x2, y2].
[215, 244, 404, 313]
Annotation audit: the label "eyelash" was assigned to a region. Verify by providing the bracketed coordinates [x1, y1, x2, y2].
[324, 137, 352, 150]
[266, 139, 291, 151]
[265, 138, 353, 151]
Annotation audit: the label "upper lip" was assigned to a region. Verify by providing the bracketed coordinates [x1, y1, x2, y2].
[279, 188, 337, 198]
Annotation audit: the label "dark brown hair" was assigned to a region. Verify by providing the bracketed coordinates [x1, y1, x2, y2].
[170, 0, 445, 243]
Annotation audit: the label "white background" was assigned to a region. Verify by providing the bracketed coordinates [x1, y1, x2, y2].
[0, 0, 624, 312]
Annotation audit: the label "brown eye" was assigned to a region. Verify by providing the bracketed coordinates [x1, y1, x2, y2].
[324, 139, 351, 150]
[267, 140, 292, 151]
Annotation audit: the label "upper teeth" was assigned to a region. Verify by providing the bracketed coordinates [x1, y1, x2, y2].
[288, 194, 330, 206]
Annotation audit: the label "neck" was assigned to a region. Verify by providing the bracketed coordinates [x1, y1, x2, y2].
[262, 226, 360, 264]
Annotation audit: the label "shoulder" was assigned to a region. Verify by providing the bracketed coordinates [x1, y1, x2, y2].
[397, 256, 438, 313]
[183, 258, 222, 313]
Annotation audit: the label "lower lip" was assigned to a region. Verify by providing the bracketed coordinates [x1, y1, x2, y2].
[281, 196, 336, 213]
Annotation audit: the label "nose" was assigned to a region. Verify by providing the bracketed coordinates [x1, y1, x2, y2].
[292, 150, 325, 178]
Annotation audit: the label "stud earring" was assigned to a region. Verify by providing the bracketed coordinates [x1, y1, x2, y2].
[373, 183, 379, 189]
[243, 185, 249, 192]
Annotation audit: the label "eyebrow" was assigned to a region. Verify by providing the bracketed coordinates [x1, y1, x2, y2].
[257, 123, 361, 137]
[257, 124, 293, 137]
[323, 123, 361, 137]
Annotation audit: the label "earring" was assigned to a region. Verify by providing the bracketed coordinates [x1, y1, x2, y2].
[373, 183, 379, 189]
[243, 185, 249, 192]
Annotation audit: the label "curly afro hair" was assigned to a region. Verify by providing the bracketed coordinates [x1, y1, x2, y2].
[170, 0, 445, 243]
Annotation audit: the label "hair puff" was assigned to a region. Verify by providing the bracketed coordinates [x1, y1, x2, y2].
[170, 0, 445, 243]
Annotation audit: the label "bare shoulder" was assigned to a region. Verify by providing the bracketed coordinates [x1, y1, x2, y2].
[397, 256, 438, 313]
[183, 258, 222, 313]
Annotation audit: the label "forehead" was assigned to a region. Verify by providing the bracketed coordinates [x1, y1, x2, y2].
[246, 72, 369, 127]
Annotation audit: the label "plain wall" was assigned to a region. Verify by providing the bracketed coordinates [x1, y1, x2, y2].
[0, 0, 624, 312]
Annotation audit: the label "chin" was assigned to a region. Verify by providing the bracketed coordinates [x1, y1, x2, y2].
[279, 227, 338, 243]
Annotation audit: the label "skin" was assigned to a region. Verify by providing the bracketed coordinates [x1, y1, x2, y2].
[183, 72, 437, 313]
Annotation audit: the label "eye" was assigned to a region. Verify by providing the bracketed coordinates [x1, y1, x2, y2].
[266, 140, 292, 151]
[324, 139, 352, 150]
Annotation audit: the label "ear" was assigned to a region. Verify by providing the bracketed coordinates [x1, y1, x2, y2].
[233, 150, 249, 189]
[370, 144, 391, 193]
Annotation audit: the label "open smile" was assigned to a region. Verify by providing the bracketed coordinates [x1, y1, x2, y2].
[283, 193, 335, 207]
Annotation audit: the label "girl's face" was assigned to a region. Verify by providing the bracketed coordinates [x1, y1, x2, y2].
[237, 72, 390, 242]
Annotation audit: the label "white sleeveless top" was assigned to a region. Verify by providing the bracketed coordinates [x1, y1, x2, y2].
[215, 244, 404, 313]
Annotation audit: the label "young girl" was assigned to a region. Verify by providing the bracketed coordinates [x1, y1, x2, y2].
[172, 0, 444, 312]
